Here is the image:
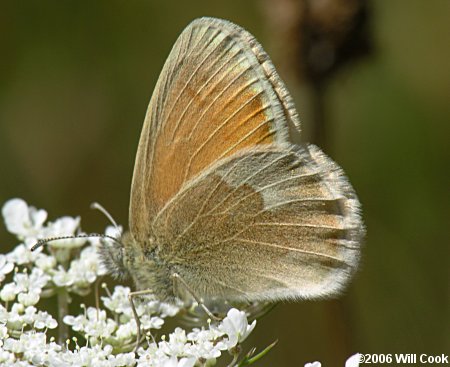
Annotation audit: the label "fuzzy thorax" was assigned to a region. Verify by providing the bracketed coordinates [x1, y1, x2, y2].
[97, 231, 175, 302]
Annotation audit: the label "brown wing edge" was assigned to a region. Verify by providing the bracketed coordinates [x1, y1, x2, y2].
[293, 143, 365, 299]
[188, 17, 302, 143]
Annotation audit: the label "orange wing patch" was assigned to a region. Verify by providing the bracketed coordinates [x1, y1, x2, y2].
[151, 82, 274, 211]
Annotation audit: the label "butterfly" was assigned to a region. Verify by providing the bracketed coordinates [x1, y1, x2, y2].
[98, 17, 364, 316]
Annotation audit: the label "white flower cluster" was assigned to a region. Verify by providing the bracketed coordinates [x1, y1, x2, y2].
[62, 285, 182, 351]
[1, 198, 105, 300]
[136, 307, 256, 367]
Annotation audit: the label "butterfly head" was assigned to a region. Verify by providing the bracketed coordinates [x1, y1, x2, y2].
[97, 231, 136, 281]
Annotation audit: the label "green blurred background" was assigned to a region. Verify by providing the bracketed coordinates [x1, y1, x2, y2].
[0, 1, 448, 365]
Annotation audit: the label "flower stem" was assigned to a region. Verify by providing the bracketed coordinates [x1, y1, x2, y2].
[57, 287, 69, 345]
[227, 345, 241, 367]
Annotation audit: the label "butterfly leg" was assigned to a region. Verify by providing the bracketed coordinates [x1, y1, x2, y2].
[171, 272, 221, 321]
[128, 289, 155, 352]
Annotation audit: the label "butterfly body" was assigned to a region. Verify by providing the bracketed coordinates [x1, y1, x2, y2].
[99, 17, 364, 306]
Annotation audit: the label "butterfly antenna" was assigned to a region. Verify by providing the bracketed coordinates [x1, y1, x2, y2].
[90, 202, 120, 232]
[31, 233, 122, 252]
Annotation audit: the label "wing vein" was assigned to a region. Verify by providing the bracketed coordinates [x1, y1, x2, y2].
[202, 151, 289, 217]
[232, 238, 347, 264]
[146, 28, 193, 188]
[185, 52, 246, 141]
[210, 277, 248, 296]
[183, 86, 265, 181]
[169, 33, 234, 141]
[260, 197, 344, 213]
[172, 153, 254, 241]
[215, 117, 276, 162]
[164, 27, 220, 141]
[252, 222, 344, 230]
[215, 171, 322, 215]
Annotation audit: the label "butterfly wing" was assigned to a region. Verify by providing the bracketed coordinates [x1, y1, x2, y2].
[130, 17, 364, 301]
[152, 145, 363, 301]
[129, 17, 299, 243]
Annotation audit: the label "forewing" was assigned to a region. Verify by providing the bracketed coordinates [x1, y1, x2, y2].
[129, 17, 300, 243]
[153, 145, 364, 302]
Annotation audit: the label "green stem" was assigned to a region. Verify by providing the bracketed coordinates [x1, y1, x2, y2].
[57, 287, 69, 346]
